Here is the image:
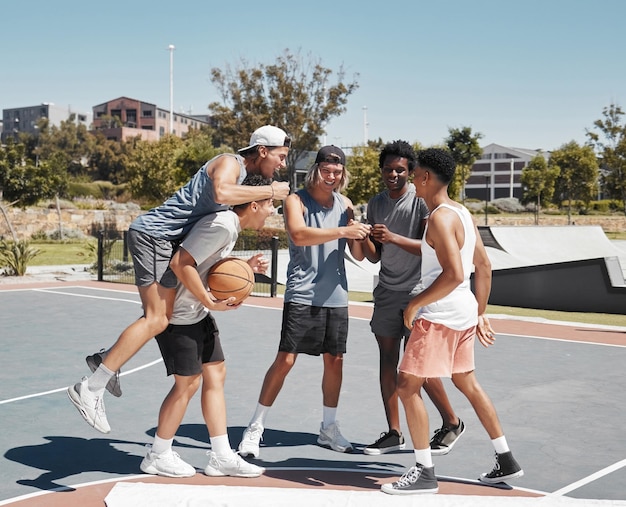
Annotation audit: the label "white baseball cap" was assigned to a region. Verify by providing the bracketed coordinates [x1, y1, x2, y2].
[238, 125, 291, 152]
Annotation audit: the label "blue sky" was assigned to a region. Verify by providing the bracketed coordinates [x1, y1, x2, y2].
[2, 0, 625, 152]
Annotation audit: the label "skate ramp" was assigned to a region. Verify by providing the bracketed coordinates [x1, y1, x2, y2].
[479, 226, 626, 313]
[481, 225, 626, 275]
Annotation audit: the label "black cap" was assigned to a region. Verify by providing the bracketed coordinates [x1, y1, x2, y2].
[315, 145, 346, 165]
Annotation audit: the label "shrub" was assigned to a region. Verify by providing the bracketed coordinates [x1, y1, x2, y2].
[492, 198, 525, 213]
[235, 228, 288, 250]
[0, 240, 41, 276]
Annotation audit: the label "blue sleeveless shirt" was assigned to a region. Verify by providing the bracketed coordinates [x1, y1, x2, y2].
[129, 153, 247, 241]
[284, 189, 349, 307]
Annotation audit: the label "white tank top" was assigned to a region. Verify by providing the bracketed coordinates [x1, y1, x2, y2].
[418, 203, 478, 330]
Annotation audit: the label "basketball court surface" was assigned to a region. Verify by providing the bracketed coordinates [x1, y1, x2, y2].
[0, 278, 625, 506]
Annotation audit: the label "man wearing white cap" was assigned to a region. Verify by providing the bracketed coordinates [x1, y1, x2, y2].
[69, 126, 291, 434]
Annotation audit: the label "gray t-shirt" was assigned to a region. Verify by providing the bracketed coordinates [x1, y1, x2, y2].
[366, 183, 429, 292]
[169, 210, 241, 325]
[130, 153, 246, 241]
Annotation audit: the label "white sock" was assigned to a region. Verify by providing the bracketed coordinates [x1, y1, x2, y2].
[492, 435, 510, 454]
[210, 434, 232, 458]
[87, 364, 114, 393]
[250, 403, 270, 427]
[414, 448, 433, 468]
[151, 434, 173, 455]
[322, 406, 337, 429]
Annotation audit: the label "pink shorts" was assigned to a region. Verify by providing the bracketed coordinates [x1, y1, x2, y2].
[398, 319, 475, 378]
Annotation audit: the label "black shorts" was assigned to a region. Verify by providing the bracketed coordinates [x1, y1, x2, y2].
[155, 313, 224, 376]
[279, 302, 348, 356]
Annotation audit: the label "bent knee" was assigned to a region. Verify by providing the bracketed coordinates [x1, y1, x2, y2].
[145, 313, 171, 335]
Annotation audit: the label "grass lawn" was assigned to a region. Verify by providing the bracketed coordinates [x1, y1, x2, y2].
[28, 240, 97, 266]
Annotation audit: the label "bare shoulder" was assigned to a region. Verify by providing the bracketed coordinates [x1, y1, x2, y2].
[285, 192, 304, 213]
[206, 153, 239, 178]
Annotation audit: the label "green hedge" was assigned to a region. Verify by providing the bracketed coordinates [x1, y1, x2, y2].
[235, 227, 288, 250]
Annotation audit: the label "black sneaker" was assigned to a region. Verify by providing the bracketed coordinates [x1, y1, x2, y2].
[381, 463, 439, 495]
[86, 348, 122, 398]
[364, 429, 406, 455]
[479, 451, 524, 484]
[430, 419, 465, 456]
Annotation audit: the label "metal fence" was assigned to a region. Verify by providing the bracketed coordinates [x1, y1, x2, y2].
[97, 231, 279, 297]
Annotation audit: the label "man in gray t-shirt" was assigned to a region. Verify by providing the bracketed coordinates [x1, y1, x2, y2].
[352, 140, 465, 457]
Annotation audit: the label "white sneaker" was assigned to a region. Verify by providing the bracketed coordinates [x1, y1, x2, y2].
[317, 421, 353, 453]
[67, 377, 111, 434]
[139, 445, 196, 478]
[204, 451, 265, 478]
[238, 422, 264, 458]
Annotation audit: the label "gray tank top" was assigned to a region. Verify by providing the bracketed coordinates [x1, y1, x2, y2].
[284, 189, 349, 307]
[129, 153, 247, 241]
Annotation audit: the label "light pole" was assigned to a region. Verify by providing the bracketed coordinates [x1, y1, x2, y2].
[168, 44, 175, 134]
[484, 175, 489, 225]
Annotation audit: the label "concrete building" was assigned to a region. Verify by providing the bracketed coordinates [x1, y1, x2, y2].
[465, 143, 550, 201]
[1, 103, 90, 142]
[91, 96, 210, 142]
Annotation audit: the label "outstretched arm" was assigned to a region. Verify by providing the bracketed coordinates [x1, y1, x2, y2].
[208, 155, 290, 205]
[284, 193, 371, 247]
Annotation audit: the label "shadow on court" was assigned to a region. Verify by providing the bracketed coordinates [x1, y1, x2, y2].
[5, 436, 143, 492]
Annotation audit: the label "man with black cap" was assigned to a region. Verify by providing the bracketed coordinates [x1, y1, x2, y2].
[238, 145, 371, 457]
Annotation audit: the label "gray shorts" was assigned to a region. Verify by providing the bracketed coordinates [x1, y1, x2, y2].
[370, 284, 412, 339]
[155, 314, 225, 376]
[127, 228, 178, 288]
[279, 302, 348, 356]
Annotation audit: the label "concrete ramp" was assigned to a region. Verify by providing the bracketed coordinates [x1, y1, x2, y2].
[481, 225, 626, 278]
[479, 226, 626, 313]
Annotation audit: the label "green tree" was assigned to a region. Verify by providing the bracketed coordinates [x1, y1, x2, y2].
[89, 131, 134, 184]
[521, 153, 558, 206]
[208, 48, 359, 188]
[550, 141, 599, 223]
[172, 126, 223, 181]
[126, 135, 184, 202]
[38, 115, 97, 180]
[444, 127, 483, 202]
[586, 103, 626, 214]
[345, 145, 382, 205]
[0, 138, 66, 207]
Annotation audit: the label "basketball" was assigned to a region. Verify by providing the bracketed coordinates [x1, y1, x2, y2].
[207, 257, 255, 304]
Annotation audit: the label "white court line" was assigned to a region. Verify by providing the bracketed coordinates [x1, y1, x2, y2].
[33, 287, 141, 305]
[547, 459, 626, 497]
[0, 359, 163, 405]
[500, 333, 626, 349]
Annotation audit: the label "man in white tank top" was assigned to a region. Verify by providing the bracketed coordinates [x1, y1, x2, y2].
[381, 148, 523, 495]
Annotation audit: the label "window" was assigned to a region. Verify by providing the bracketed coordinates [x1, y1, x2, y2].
[142, 110, 153, 118]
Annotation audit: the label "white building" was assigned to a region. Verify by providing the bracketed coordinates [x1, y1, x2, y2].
[1, 103, 91, 142]
[465, 143, 550, 201]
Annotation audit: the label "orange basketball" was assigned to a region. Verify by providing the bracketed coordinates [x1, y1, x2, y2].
[207, 257, 255, 304]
